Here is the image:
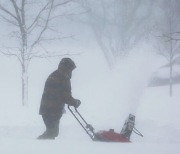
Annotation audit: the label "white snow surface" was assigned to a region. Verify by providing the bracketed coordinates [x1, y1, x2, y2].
[0, 48, 180, 154]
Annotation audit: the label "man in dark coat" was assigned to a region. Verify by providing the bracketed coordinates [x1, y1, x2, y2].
[37, 58, 81, 140]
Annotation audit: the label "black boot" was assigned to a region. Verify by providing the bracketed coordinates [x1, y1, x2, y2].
[37, 132, 55, 140]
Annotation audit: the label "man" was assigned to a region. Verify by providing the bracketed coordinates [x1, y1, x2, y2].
[38, 58, 81, 140]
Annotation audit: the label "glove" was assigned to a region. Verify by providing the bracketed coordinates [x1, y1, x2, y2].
[74, 99, 81, 108]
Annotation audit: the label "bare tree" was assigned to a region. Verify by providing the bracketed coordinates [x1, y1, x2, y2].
[75, 0, 154, 68]
[154, 0, 180, 96]
[0, 0, 75, 106]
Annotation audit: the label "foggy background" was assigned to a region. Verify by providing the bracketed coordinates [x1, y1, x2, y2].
[0, 0, 179, 107]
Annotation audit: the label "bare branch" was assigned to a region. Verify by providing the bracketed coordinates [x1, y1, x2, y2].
[29, 0, 54, 52]
[29, 51, 83, 60]
[10, 0, 22, 25]
[52, 0, 73, 9]
[0, 15, 18, 26]
[27, 0, 73, 32]
[39, 35, 74, 42]
[28, 42, 83, 60]
[27, 1, 51, 31]
[21, 0, 26, 27]
[0, 4, 17, 20]
[0, 49, 22, 64]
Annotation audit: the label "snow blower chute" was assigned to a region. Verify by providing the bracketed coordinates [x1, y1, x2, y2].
[68, 105, 143, 142]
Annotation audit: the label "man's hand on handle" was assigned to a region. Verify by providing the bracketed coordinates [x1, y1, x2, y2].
[74, 99, 81, 108]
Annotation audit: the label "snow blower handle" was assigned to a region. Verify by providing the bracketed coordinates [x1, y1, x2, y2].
[74, 107, 95, 132]
[68, 105, 95, 140]
[74, 108, 91, 126]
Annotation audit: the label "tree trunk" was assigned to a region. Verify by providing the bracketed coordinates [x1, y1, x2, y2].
[169, 31, 173, 97]
[22, 61, 28, 106]
[169, 61, 173, 97]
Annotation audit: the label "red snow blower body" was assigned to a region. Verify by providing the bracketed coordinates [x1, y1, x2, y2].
[94, 130, 130, 142]
[68, 106, 143, 142]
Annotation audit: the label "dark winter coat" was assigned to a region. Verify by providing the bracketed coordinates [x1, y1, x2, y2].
[39, 68, 76, 116]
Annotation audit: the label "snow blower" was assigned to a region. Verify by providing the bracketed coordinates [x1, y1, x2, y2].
[68, 105, 143, 142]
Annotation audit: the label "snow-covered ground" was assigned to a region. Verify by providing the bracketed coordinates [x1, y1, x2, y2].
[0, 48, 180, 154]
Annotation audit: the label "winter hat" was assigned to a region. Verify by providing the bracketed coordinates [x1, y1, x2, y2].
[58, 58, 76, 70]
